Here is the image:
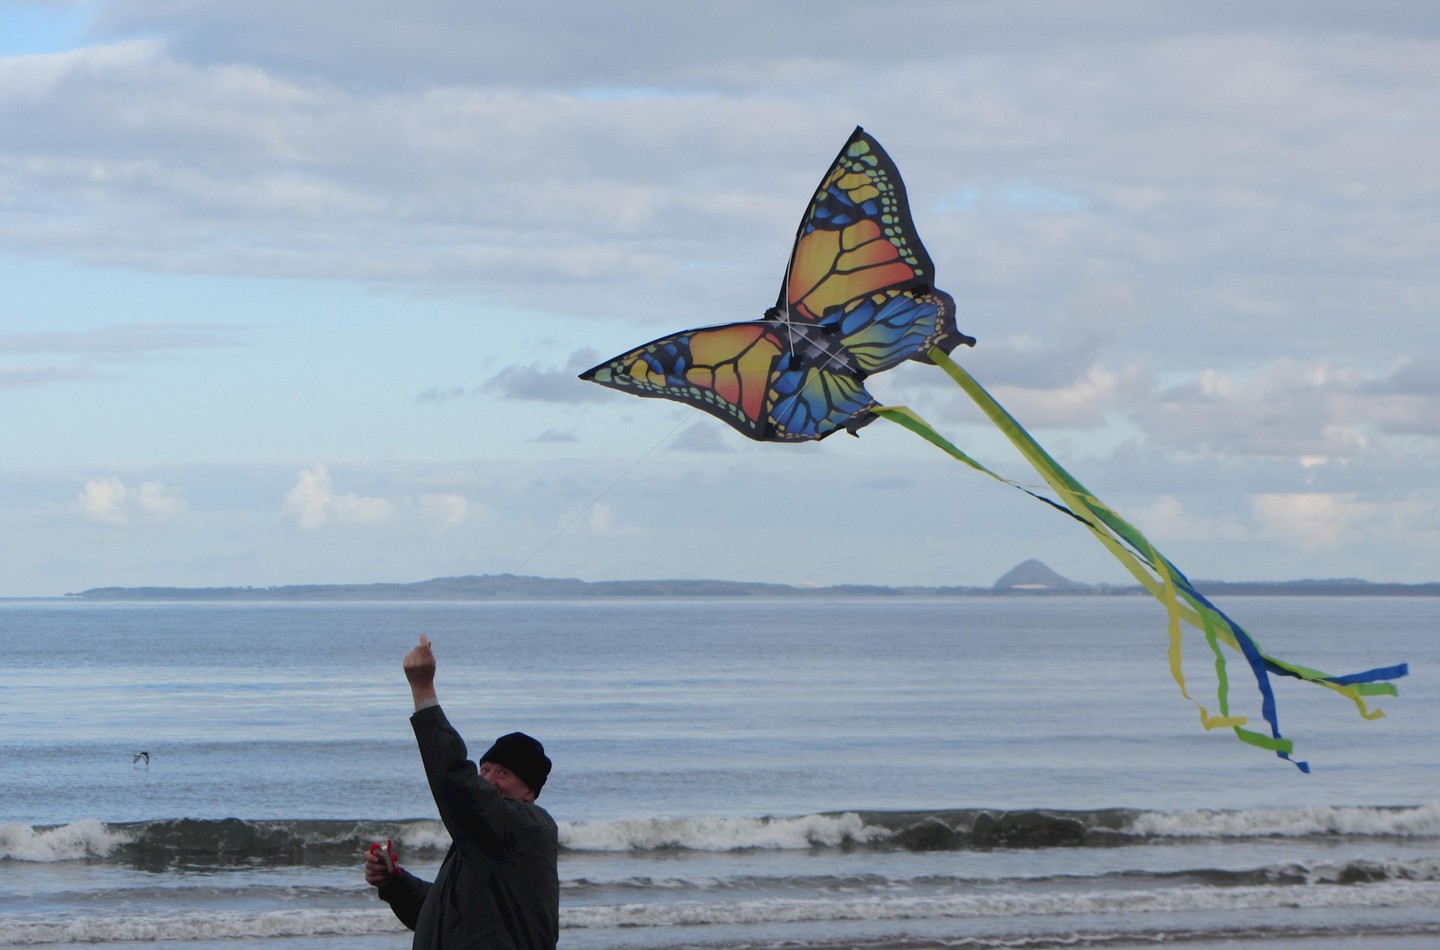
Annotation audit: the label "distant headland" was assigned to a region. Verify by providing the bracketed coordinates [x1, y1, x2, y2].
[66, 559, 1440, 600]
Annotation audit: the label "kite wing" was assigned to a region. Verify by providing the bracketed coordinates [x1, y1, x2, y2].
[578, 321, 878, 442]
[777, 127, 972, 372]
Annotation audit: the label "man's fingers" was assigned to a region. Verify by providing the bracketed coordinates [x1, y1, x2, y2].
[404, 635, 434, 664]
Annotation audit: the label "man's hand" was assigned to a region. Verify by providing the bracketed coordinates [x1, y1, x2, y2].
[404, 634, 438, 706]
[364, 845, 394, 887]
[404, 634, 436, 687]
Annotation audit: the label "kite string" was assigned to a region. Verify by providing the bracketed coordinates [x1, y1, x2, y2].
[510, 411, 692, 574]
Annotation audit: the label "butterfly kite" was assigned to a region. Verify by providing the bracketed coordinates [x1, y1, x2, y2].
[581, 126, 1407, 771]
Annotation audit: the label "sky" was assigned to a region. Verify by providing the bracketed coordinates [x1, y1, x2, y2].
[2, 1, 1438, 596]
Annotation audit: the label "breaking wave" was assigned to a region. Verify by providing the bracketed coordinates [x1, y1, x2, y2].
[3, 802, 1435, 866]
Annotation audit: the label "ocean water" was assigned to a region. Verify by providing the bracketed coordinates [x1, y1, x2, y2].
[0, 595, 1436, 949]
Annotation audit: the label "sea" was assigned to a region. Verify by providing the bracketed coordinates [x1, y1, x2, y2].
[1, 595, 1436, 950]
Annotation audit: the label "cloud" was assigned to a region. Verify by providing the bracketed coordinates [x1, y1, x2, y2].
[0, 322, 244, 357]
[416, 385, 467, 404]
[482, 350, 608, 403]
[419, 492, 473, 529]
[483, 364, 601, 403]
[75, 476, 187, 525]
[1130, 495, 1249, 543]
[1368, 354, 1440, 396]
[668, 421, 732, 453]
[1249, 489, 1440, 558]
[283, 464, 396, 528]
[531, 429, 578, 444]
[1, 362, 110, 390]
[85, 2, 1438, 92]
[1349, 356, 1440, 436]
[416, 352, 612, 411]
[282, 466, 487, 531]
[582, 501, 641, 538]
[1250, 492, 1368, 552]
[1135, 357, 1440, 459]
[983, 362, 1146, 429]
[0, 322, 245, 390]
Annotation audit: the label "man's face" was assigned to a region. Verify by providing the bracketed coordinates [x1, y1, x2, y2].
[480, 761, 535, 803]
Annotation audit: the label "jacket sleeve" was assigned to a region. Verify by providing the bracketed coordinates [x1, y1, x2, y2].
[376, 867, 430, 930]
[411, 705, 511, 859]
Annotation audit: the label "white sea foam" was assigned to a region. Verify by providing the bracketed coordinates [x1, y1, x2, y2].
[1127, 803, 1440, 839]
[5, 879, 1437, 944]
[391, 819, 452, 851]
[561, 879, 1440, 930]
[0, 909, 407, 946]
[559, 811, 888, 852]
[0, 819, 134, 862]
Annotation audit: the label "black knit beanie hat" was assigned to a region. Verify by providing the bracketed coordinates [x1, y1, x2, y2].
[480, 732, 551, 797]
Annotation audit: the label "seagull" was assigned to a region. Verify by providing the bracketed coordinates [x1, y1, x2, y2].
[132, 751, 150, 766]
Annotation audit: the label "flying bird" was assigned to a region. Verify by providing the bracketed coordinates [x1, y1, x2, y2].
[132, 751, 150, 766]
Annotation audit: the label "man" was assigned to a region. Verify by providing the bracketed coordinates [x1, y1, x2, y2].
[365, 634, 559, 950]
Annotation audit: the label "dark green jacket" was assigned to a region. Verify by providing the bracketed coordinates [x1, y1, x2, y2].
[379, 706, 559, 950]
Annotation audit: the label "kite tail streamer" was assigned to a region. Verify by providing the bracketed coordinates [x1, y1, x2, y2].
[873, 349, 1408, 770]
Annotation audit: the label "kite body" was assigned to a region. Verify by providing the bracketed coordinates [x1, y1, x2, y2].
[581, 128, 974, 441]
[580, 126, 1407, 770]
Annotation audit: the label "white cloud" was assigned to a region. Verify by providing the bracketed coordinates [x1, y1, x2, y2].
[283, 467, 484, 531]
[1130, 495, 1250, 543]
[985, 362, 1140, 429]
[582, 501, 643, 538]
[419, 492, 472, 529]
[75, 476, 186, 525]
[585, 503, 615, 535]
[1134, 358, 1440, 461]
[1250, 492, 1367, 552]
[329, 492, 396, 526]
[283, 466, 330, 528]
[77, 477, 127, 524]
[283, 464, 395, 528]
[1248, 490, 1440, 560]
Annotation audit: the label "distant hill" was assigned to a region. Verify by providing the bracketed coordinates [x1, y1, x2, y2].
[67, 565, 1440, 600]
[992, 559, 1089, 592]
[67, 574, 955, 601]
[1184, 577, 1440, 596]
